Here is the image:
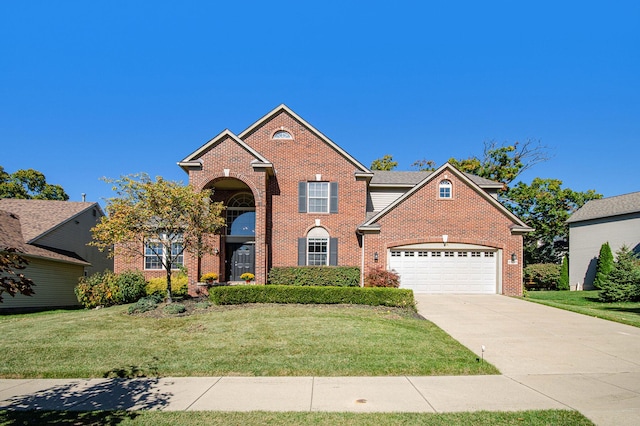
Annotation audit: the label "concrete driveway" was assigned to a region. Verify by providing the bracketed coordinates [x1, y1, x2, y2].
[415, 294, 640, 426]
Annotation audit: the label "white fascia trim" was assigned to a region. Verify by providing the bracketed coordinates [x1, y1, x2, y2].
[238, 104, 372, 174]
[362, 163, 531, 229]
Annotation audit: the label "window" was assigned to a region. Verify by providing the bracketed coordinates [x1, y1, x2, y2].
[391, 251, 401, 257]
[484, 251, 495, 258]
[273, 130, 293, 139]
[458, 251, 468, 257]
[298, 227, 338, 266]
[444, 251, 455, 257]
[439, 180, 452, 199]
[299, 181, 338, 213]
[144, 235, 184, 270]
[471, 251, 482, 257]
[432, 251, 442, 257]
[226, 193, 255, 236]
[308, 182, 329, 213]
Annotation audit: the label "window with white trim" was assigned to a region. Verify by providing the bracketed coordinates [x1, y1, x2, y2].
[307, 227, 329, 266]
[299, 181, 338, 214]
[144, 235, 184, 270]
[308, 182, 329, 213]
[439, 180, 452, 199]
[273, 130, 293, 139]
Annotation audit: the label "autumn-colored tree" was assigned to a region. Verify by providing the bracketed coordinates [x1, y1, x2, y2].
[0, 166, 69, 200]
[91, 174, 225, 302]
[0, 248, 35, 303]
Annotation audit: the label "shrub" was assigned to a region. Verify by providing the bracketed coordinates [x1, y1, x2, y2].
[146, 272, 189, 297]
[268, 266, 360, 287]
[209, 285, 415, 310]
[116, 271, 147, 303]
[557, 256, 569, 290]
[523, 264, 560, 290]
[593, 242, 614, 289]
[163, 303, 186, 315]
[599, 246, 640, 302]
[364, 267, 400, 288]
[128, 296, 159, 314]
[75, 270, 119, 308]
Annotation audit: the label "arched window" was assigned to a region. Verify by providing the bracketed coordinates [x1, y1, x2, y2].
[439, 180, 452, 199]
[307, 227, 329, 266]
[226, 193, 255, 236]
[273, 130, 293, 140]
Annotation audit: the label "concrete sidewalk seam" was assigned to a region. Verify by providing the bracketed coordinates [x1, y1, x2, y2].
[309, 377, 314, 411]
[503, 374, 575, 411]
[183, 377, 222, 411]
[405, 376, 437, 413]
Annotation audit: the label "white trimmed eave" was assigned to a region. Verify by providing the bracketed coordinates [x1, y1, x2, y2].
[238, 104, 372, 174]
[178, 129, 273, 173]
[362, 163, 531, 230]
[356, 224, 381, 234]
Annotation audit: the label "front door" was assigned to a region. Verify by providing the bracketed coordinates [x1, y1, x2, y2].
[226, 243, 255, 281]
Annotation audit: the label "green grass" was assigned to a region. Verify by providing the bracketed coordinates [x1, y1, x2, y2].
[0, 409, 594, 425]
[0, 304, 498, 378]
[524, 290, 640, 328]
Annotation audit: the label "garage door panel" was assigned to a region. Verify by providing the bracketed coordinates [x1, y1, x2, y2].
[390, 250, 497, 294]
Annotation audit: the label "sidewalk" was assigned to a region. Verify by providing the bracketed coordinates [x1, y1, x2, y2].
[0, 375, 564, 413]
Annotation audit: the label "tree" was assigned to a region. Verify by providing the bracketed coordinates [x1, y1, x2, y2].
[505, 178, 601, 264]
[593, 242, 614, 289]
[558, 255, 569, 290]
[411, 140, 549, 187]
[90, 174, 225, 302]
[0, 166, 69, 200]
[370, 155, 398, 171]
[599, 246, 640, 302]
[0, 248, 36, 303]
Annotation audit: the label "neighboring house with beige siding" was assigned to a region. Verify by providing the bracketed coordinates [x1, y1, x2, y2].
[0, 199, 112, 311]
[567, 191, 640, 290]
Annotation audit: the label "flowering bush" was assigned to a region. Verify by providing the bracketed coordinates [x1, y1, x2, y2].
[200, 272, 218, 282]
[240, 272, 255, 281]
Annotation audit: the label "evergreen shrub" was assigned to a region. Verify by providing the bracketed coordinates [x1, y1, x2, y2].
[268, 266, 360, 287]
[599, 246, 640, 302]
[209, 285, 415, 310]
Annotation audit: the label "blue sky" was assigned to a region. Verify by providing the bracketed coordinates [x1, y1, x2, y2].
[1, 1, 638, 206]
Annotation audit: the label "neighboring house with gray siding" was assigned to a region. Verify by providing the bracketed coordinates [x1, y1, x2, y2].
[0, 199, 112, 311]
[567, 192, 640, 290]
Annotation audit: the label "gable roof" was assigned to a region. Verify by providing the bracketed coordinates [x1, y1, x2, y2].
[178, 129, 274, 173]
[370, 170, 504, 189]
[237, 104, 372, 174]
[567, 191, 640, 224]
[0, 199, 101, 243]
[0, 209, 90, 266]
[360, 163, 532, 233]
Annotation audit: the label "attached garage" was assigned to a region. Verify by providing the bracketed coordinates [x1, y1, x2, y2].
[388, 246, 499, 294]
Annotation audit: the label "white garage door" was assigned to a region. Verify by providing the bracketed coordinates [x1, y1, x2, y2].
[389, 249, 498, 293]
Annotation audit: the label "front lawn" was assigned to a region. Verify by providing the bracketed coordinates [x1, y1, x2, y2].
[0, 409, 594, 425]
[524, 290, 640, 328]
[0, 303, 498, 378]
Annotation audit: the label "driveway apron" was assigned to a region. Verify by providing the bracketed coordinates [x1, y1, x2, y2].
[415, 294, 640, 426]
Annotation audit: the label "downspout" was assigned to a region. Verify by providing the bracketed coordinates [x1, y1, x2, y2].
[359, 232, 365, 287]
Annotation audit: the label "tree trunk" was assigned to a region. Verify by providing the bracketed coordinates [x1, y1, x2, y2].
[166, 267, 173, 303]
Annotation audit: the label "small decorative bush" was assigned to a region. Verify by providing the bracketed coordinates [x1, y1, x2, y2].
[240, 272, 255, 281]
[75, 270, 119, 308]
[523, 264, 561, 290]
[268, 266, 360, 287]
[163, 303, 186, 315]
[200, 272, 218, 282]
[116, 270, 147, 303]
[209, 285, 415, 310]
[146, 272, 189, 297]
[127, 296, 159, 314]
[364, 267, 400, 288]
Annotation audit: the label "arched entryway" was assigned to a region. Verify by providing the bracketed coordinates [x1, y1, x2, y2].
[204, 178, 257, 282]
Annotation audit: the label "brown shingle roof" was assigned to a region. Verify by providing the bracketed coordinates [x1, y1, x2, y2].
[370, 170, 504, 188]
[567, 191, 640, 223]
[0, 209, 89, 265]
[0, 199, 97, 243]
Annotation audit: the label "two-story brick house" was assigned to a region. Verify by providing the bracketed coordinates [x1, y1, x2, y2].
[115, 104, 531, 296]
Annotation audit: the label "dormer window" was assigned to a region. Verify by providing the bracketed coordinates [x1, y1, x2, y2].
[273, 130, 293, 140]
[439, 180, 452, 199]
